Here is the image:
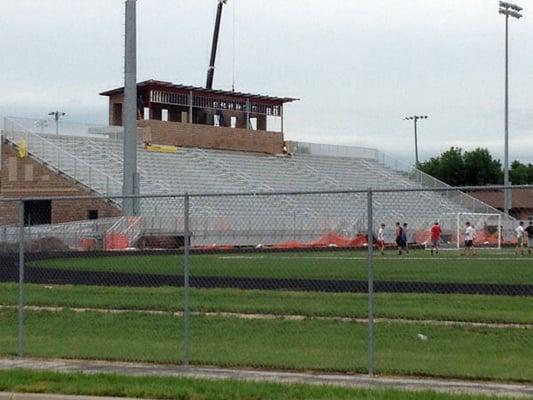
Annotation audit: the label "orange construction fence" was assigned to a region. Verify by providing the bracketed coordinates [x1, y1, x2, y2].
[105, 233, 129, 251]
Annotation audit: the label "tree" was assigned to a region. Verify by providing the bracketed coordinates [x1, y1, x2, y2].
[419, 147, 507, 186]
[463, 148, 502, 186]
[419, 147, 465, 186]
[510, 161, 533, 184]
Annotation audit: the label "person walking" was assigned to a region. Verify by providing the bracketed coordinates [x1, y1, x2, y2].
[462, 221, 476, 257]
[402, 223, 410, 254]
[395, 222, 406, 255]
[377, 223, 386, 255]
[430, 222, 442, 256]
[515, 221, 525, 256]
[525, 221, 533, 256]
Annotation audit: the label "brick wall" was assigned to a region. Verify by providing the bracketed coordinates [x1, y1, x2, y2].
[109, 94, 124, 126]
[138, 120, 284, 155]
[0, 140, 121, 225]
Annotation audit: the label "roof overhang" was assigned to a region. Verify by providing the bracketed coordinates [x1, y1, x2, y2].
[100, 79, 299, 104]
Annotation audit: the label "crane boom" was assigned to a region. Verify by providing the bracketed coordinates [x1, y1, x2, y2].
[206, 0, 227, 89]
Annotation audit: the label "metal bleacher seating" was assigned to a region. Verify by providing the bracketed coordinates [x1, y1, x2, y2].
[3, 122, 506, 245]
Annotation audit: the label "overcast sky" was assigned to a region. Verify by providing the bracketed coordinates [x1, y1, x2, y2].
[1, 0, 532, 164]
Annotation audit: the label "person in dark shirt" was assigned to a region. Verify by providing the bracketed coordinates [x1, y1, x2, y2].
[402, 223, 410, 254]
[525, 221, 533, 256]
[395, 222, 406, 255]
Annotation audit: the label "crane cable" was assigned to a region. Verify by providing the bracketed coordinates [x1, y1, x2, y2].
[232, 0, 236, 91]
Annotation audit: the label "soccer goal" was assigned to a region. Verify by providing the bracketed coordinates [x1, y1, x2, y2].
[436, 212, 502, 250]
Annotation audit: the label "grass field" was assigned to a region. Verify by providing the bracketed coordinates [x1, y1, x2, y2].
[0, 370, 512, 400]
[1, 249, 532, 382]
[30, 249, 533, 284]
[1, 283, 533, 323]
[1, 308, 531, 380]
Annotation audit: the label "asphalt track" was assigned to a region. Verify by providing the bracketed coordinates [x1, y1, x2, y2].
[1, 253, 532, 296]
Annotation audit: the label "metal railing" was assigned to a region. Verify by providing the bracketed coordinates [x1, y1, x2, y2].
[290, 141, 510, 218]
[375, 149, 511, 217]
[3, 117, 122, 199]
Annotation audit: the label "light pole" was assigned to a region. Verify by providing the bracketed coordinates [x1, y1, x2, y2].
[48, 111, 67, 135]
[403, 115, 428, 168]
[123, 0, 139, 215]
[499, 1, 523, 215]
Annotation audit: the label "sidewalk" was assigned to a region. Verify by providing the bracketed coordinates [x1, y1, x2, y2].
[1, 357, 532, 399]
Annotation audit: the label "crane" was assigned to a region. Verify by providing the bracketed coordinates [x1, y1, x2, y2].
[206, 0, 227, 89]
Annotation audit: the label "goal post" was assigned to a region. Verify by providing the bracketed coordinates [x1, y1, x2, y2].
[439, 212, 502, 250]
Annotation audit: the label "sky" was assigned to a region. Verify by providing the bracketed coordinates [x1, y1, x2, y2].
[1, 0, 532, 165]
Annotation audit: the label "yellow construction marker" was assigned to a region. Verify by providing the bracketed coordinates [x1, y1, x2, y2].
[144, 144, 179, 154]
[18, 140, 28, 158]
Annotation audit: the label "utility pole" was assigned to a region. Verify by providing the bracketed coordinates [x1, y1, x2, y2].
[499, 1, 523, 215]
[123, 0, 139, 215]
[403, 115, 428, 168]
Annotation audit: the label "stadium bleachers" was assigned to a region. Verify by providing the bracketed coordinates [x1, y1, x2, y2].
[3, 122, 508, 246]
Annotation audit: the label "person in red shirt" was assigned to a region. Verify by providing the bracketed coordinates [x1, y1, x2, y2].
[430, 222, 442, 255]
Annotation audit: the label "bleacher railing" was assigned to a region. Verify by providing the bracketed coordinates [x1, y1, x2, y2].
[292, 141, 510, 219]
[4, 115, 120, 138]
[0, 217, 120, 250]
[3, 117, 122, 199]
[293, 141, 379, 160]
[293, 142, 514, 221]
[375, 149, 510, 218]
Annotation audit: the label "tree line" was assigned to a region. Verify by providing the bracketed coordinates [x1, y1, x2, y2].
[418, 147, 533, 186]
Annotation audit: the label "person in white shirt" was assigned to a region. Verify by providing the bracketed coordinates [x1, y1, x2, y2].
[462, 221, 476, 257]
[515, 221, 525, 256]
[377, 224, 386, 255]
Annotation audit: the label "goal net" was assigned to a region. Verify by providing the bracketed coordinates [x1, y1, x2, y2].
[430, 212, 502, 250]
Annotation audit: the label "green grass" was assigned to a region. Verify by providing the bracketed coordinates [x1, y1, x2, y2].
[5, 250, 532, 383]
[29, 250, 533, 284]
[0, 370, 512, 400]
[1, 283, 532, 324]
[0, 309, 532, 381]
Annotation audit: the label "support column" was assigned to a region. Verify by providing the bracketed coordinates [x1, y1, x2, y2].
[18, 200, 25, 357]
[123, 0, 138, 215]
[280, 105, 284, 134]
[183, 193, 190, 368]
[245, 99, 251, 130]
[504, 15, 510, 215]
[366, 189, 374, 377]
[188, 91, 193, 124]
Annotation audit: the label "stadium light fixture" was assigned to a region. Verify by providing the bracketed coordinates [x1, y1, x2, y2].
[403, 115, 428, 168]
[48, 111, 67, 135]
[499, 1, 523, 215]
[500, 1, 523, 12]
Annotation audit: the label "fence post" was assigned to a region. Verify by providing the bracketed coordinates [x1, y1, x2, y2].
[366, 188, 374, 377]
[183, 193, 190, 368]
[18, 200, 25, 357]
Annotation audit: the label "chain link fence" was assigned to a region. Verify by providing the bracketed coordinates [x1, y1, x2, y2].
[0, 186, 532, 381]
